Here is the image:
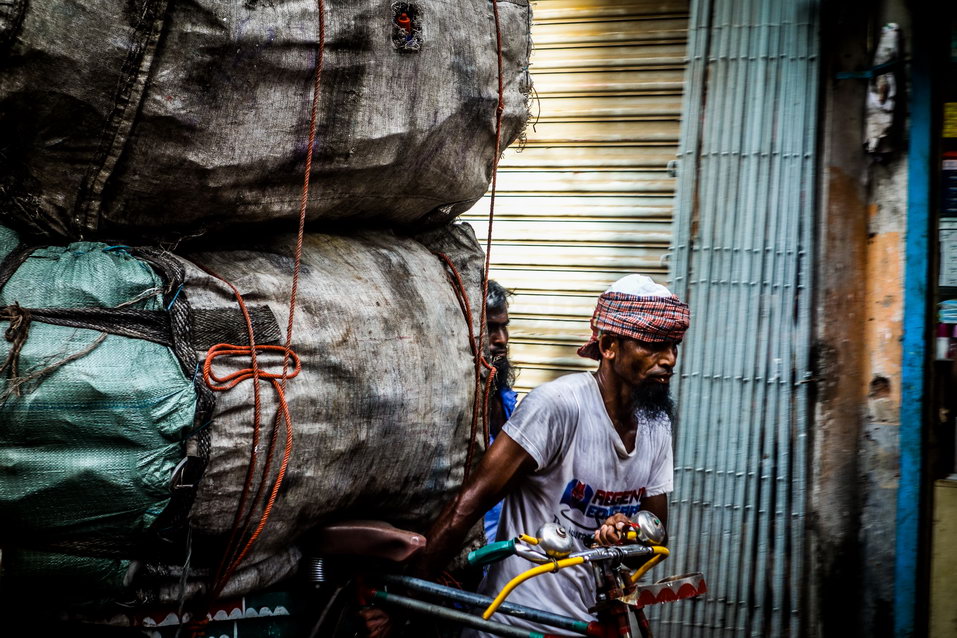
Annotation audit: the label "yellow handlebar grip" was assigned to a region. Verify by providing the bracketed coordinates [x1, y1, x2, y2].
[482, 556, 586, 619]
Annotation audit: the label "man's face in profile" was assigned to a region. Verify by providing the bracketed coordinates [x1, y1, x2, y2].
[488, 306, 512, 391]
[488, 307, 509, 361]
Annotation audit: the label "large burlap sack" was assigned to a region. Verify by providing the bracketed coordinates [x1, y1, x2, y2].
[0, 0, 531, 241]
[0, 222, 486, 603]
[169, 223, 486, 600]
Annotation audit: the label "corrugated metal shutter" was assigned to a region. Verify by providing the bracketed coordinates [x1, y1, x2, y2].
[463, 0, 690, 395]
[655, 1, 820, 636]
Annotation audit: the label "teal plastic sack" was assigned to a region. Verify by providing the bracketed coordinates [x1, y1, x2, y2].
[0, 225, 197, 565]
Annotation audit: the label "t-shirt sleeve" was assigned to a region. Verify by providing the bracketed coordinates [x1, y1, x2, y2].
[501, 382, 572, 471]
[643, 429, 674, 497]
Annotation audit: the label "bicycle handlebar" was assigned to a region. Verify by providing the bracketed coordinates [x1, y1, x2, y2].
[479, 537, 671, 619]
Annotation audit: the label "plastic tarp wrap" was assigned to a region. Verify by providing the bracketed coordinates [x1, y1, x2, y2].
[0, 224, 199, 596]
[0, 0, 532, 240]
[175, 223, 485, 600]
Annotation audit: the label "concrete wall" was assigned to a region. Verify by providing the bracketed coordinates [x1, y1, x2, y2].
[859, 146, 907, 638]
[813, 3, 869, 626]
[813, 0, 909, 636]
[860, 2, 911, 634]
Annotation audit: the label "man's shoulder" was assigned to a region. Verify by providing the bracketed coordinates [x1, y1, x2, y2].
[535, 371, 593, 392]
[523, 372, 592, 404]
[509, 373, 591, 420]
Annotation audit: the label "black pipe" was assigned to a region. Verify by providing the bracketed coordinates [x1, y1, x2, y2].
[367, 588, 576, 638]
[380, 574, 598, 636]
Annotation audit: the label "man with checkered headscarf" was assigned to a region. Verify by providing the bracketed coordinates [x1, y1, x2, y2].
[408, 275, 690, 638]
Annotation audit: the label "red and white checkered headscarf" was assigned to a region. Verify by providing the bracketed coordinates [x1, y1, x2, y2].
[577, 275, 690, 360]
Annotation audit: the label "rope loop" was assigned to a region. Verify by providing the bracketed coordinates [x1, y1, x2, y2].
[203, 343, 302, 392]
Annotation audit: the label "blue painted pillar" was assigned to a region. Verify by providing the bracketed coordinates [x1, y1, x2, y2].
[894, 15, 932, 637]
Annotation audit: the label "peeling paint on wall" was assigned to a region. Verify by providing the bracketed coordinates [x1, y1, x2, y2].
[859, 137, 907, 638]
[864, 159, 907, 420]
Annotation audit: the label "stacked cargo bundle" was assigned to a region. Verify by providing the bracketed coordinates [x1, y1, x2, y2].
[0, 0, 531, 614]
[0, 0, 531, 240]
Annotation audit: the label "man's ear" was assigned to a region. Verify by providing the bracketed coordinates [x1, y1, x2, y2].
[597, 333, 617, 360]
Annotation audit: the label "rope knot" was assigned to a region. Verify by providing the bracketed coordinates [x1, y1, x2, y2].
[0, 302, 33, 391]
[3, 302, 31, 341]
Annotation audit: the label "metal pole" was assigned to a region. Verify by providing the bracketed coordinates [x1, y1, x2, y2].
[894, 7, 932, 635]
[380, 575, 599, 636]
[367, 588, 590, 638]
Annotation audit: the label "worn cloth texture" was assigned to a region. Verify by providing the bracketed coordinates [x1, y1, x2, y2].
[466, 372, 673, 638]
[0, 222, 488, 605]
[0, 0, 532, 241]
[173, 222, 487, 601]
[0, 224, 200, 599]
[577, 292, 691, 360]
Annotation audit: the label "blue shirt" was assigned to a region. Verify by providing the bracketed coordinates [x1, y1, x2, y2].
[483, 386, 518, 542]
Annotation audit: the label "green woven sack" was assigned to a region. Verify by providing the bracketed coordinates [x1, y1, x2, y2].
[0, 225, 198, 598]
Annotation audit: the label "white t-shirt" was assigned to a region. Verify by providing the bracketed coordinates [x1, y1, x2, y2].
[466, 372, 673, 638]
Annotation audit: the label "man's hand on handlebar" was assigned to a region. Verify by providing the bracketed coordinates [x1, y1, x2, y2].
[593, 513, 634, 546]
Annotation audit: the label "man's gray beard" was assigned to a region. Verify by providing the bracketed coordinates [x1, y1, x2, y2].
[628, 382, 675, 424]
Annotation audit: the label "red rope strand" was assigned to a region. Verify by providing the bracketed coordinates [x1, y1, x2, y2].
[199, 0, 325, 601]
[436, 0, 507, 481]
[204, 342, 299, 590]
[477, 0, 506, 445]
[434, 252, 496, 481]
[283, 0, 326, 391]
[479, 0, 506, 343]
[189, 264, 266, 596]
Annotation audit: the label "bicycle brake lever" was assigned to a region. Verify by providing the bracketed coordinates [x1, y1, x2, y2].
[467, 540, 517, 566]
[514, 544, 551, 564]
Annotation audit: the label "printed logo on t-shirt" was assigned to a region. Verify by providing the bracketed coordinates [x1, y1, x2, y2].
[558, 478, 646, 533]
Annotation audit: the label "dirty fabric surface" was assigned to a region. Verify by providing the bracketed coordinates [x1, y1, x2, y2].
[0, 222, 488, 604]
[0, 0, 532, 240]
[172, 222, 486, 600]
[0, 226, 196, 559]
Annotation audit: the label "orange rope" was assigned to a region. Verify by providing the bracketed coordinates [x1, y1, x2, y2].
[434, 0, 507, 480]
[190, 264, 267, 597]
[202, 0, 325, 600]
[478, 0, 506, 444]
[283, 0, 326, 390]
[204, 343, 300, 590]
[203, 344, 302, 390]
[196, 293, 301, 598]
[479, 0, 506, 345]
[435, 253, 496, 481]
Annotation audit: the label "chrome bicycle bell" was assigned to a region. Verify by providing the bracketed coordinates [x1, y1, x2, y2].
[633, 510, 666, 546]
[536, 522, 575, 558]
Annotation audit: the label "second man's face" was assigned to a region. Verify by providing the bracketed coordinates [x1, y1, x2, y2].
[488, 308, 510, 360]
